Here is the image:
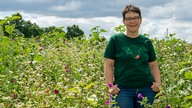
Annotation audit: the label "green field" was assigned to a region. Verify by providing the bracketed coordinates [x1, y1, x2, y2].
[0, 22, 192, 107]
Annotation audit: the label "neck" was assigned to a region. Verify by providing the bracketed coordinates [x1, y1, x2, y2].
[124, 31, 139, 38]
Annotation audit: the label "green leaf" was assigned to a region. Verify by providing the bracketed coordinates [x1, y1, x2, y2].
[11, 15, 21, 21]
[5, 25, 15, 36]
[34, 54, 44, 62]
[0, 26, 4, 36]
[100, 29, 107, 32]
[184, 72, 192, 80]
[0, 19, 6, 25]
[69, 87, 79, 93]
[185, 95, 192, 100]
[58, 93, 62, 98]
[86, 82, 95, 89]
[0, 75, 6, 78]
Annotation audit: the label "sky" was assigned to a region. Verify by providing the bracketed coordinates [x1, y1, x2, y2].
[0, 0, 192, 43]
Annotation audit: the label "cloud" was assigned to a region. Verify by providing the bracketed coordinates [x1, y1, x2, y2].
[141, 17, 176, 38]
[50, 1, 82, 12]
[15, 0, 52, 3]
[171, 20, 192, 43]
[26, 13, 122, 37]
[0, 0, 191, 20]
[145, 0, 192, 20]
[22, 12, 191, 43]
[141, 17, 192, 43]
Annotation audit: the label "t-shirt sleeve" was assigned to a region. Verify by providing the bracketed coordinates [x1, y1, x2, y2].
[104, 36, 116, 60]
[147, 40, 157, 62]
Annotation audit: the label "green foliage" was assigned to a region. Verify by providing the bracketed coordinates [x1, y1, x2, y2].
[5, 25, 15, 38]
[42, 26, 64, 34]
[88, 26, 107, 44]
[185, 71, 192, 80]
[114, 25, 126, 33]
[0, 14, 192, 107]
[0, 14, 22, 39]
[17, 20, 42, 38]
[66, 25, 84, 39]
[0, 13, 107, 42]
[0, 29, 108, 107]
[0, 13, 41, 38]
[150, 33, 192, 108]
[0, 26, 4, 36]
[0, 13, 67, 38]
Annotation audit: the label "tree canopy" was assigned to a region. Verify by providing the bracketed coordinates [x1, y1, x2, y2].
[0, 13, 85, 39]
[65, 25, 84, 39]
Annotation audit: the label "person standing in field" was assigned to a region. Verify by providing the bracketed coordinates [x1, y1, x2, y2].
[104, 4, 161, 108]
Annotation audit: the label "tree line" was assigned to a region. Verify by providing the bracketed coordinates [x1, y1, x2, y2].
[0, 13, 84, 39]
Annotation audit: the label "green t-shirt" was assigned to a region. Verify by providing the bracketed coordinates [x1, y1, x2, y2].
[104, 33, 156, 88]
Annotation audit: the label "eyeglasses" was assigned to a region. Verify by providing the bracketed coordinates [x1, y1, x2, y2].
[124, 16, 140, 22]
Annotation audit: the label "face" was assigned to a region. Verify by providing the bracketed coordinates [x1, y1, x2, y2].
[123, 12, 142, 33]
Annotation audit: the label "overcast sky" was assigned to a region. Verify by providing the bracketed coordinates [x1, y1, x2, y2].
[0, 0, 192, 43]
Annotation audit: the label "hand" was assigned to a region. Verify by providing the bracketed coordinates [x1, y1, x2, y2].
[108, 84, 120, 95]
[151, 82, 161, 92]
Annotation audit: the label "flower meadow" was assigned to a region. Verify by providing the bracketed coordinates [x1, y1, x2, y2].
[0, 26, 192, 108]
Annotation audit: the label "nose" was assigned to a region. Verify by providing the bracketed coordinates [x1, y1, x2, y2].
[129, 19, 135, 23]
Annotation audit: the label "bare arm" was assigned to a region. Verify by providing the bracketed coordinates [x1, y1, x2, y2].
[104, 58, 120, 94]
[104, 58, 115, 85]
[149, 61, 161, 92]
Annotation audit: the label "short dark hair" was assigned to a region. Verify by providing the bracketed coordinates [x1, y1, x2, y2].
[122, 5, 141, 20]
